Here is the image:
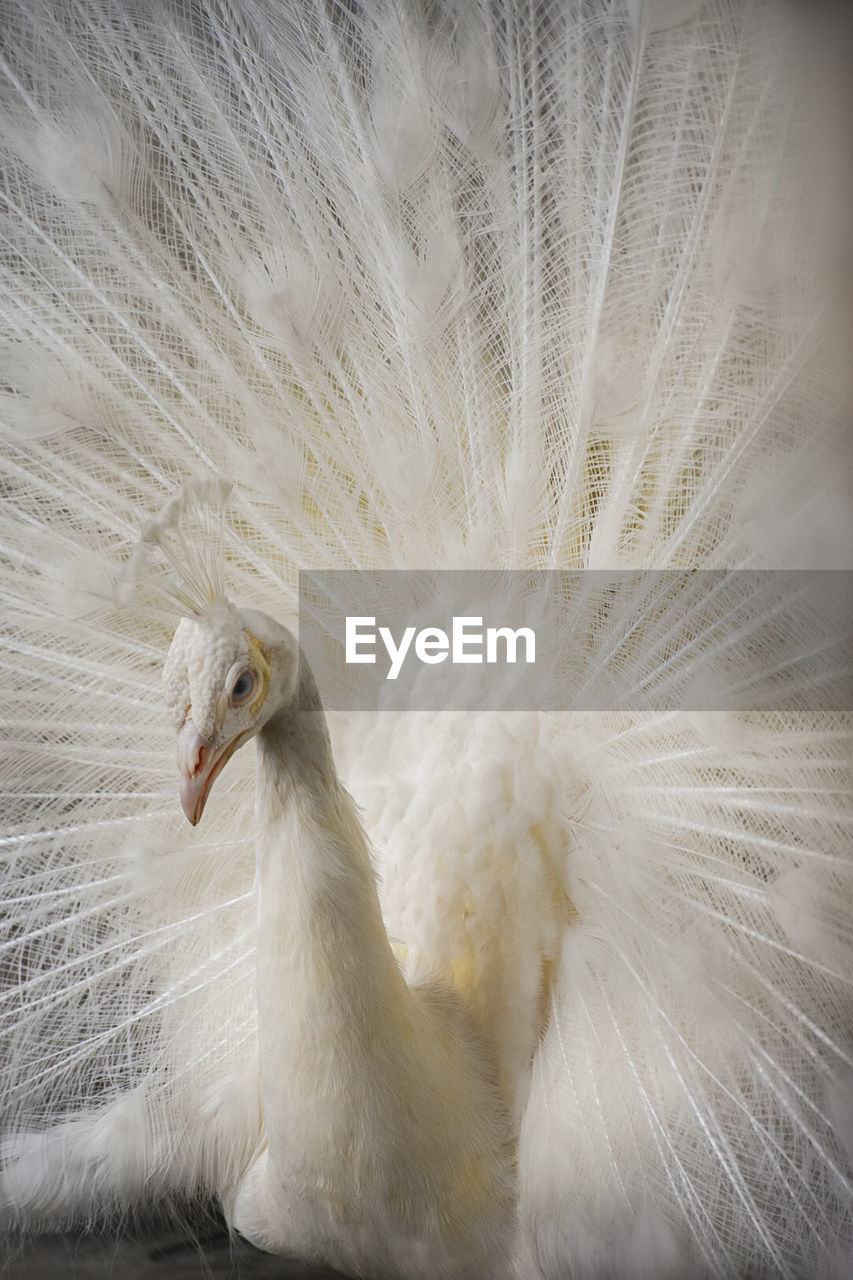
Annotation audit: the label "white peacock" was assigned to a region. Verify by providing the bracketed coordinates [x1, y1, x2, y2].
[0, 1, 851, 1277]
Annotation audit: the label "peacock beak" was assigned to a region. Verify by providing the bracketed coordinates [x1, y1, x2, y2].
[176, 719, 240, 826]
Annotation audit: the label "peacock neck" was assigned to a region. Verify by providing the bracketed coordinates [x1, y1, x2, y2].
[252, 659, 414, 1175]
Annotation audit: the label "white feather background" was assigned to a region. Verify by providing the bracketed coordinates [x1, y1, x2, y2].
[0, 0, 851, 1276]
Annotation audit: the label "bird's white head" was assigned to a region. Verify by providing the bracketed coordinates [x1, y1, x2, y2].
[163, 602, 299, 825]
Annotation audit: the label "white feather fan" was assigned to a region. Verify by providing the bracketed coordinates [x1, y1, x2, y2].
[0, 1, 851, 1277]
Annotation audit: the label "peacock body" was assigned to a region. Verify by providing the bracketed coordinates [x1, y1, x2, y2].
[1, 0, 851, 1276]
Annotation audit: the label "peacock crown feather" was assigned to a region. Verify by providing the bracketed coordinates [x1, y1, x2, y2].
[115, 477, 233, 621]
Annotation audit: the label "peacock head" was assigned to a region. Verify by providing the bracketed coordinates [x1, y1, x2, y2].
[163, 602, 299, 825]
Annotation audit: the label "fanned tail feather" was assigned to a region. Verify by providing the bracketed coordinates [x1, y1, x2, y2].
[1, 1, 851, 1275]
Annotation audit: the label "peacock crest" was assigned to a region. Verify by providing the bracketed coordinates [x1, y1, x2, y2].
[115, 476, 234, 620]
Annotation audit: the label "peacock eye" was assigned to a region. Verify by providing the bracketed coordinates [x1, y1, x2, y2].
[229, 669, 257, 706]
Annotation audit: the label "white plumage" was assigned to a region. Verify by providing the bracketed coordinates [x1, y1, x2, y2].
[1, 1, 851, 1277]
